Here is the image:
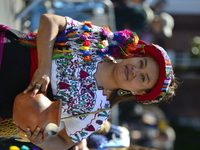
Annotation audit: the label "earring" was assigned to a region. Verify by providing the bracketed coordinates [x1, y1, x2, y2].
[117, 89, 132, 96]
[115, 59, 122, 63]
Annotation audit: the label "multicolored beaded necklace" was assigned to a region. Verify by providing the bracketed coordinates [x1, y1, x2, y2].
[18, 21, 140, 61]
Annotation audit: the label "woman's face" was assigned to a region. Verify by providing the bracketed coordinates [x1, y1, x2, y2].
[113, 56, 159, 95]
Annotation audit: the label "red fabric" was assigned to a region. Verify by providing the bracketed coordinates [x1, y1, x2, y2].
[29, 48, 38, 82]
[136, 45, 165, 102]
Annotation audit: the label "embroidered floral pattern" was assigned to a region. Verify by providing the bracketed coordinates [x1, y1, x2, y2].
[54, 56, 99, 119]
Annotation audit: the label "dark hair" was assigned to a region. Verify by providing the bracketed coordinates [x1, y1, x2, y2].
[109, 75, 179, 107]
[160, 76, 179, 104]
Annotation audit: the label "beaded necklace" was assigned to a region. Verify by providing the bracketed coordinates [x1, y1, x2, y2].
[18, 21, 140, 61]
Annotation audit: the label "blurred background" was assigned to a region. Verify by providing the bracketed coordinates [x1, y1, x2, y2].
[1, 0, 200, 150]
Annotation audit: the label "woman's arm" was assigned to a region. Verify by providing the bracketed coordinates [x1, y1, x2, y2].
[23, 14, 67, 96]
[19, 126, 75, 150]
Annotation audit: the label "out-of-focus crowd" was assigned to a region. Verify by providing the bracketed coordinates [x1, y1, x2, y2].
[112, 0, 174, 44]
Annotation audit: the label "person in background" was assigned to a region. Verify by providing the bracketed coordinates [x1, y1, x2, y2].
[111, 0, 174, 45]
[139, 12, 174, 46]
[112, 0, 154, 33]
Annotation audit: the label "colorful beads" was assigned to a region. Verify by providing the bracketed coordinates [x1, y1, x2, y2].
[83, 21, 92, 27]
[65, 32, 79, 37]
[82, 32, 90, 36]
[108, 29, 139, 58]
[79, 34, 88, 41]
[9, 146, 20, 150]
[101, 26, 112, 37]
[98, 43, 105, 49]
[54, 43, 67, 46]
[80, 50, 91, 56]
[83, 41, 91, 46]
[18, 39, 36, 48]
[80, 45, 90, 51]
[82, 21, 93, 32]
[53, 50, 73, 53]
[84, 55, 91, 61]
[52, 54, 75, 59]
[82, 25, 92, 32]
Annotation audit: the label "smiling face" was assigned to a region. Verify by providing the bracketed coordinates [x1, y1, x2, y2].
[113, 56, 159, 95]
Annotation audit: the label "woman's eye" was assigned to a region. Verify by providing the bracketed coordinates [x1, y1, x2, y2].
[141, 74, 145, 82]
[140, 60, 144, 68]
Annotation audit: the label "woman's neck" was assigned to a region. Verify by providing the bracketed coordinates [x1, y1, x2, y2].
[94, 61, 117, 93]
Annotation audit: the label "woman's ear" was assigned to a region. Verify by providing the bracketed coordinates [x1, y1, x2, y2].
[133, 90, 146, 96]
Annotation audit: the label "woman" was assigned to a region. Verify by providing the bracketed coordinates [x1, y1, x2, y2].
[0, 14, 177, 150]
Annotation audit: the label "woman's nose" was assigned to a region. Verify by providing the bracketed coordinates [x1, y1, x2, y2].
[132, 67, 141, 77]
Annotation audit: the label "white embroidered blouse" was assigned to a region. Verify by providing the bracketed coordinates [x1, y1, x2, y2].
[50, 17, 111, 143]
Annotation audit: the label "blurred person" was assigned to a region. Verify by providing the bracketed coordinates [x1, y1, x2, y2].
[111, 0, 154, 33]
[145, 0, 166, 13]
[139, 12, 174, 47]
[150, 120, 175, 150]
[111, 0, 174, 45]
[119, 104, 175, 149]
[151, 12, 174, 38]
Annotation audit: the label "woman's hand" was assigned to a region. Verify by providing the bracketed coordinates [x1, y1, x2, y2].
[23, 67, 50, 97]
[72, 139, 89, 150]
[18, 126, 49, 145]
[18, 125, 75, 149]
